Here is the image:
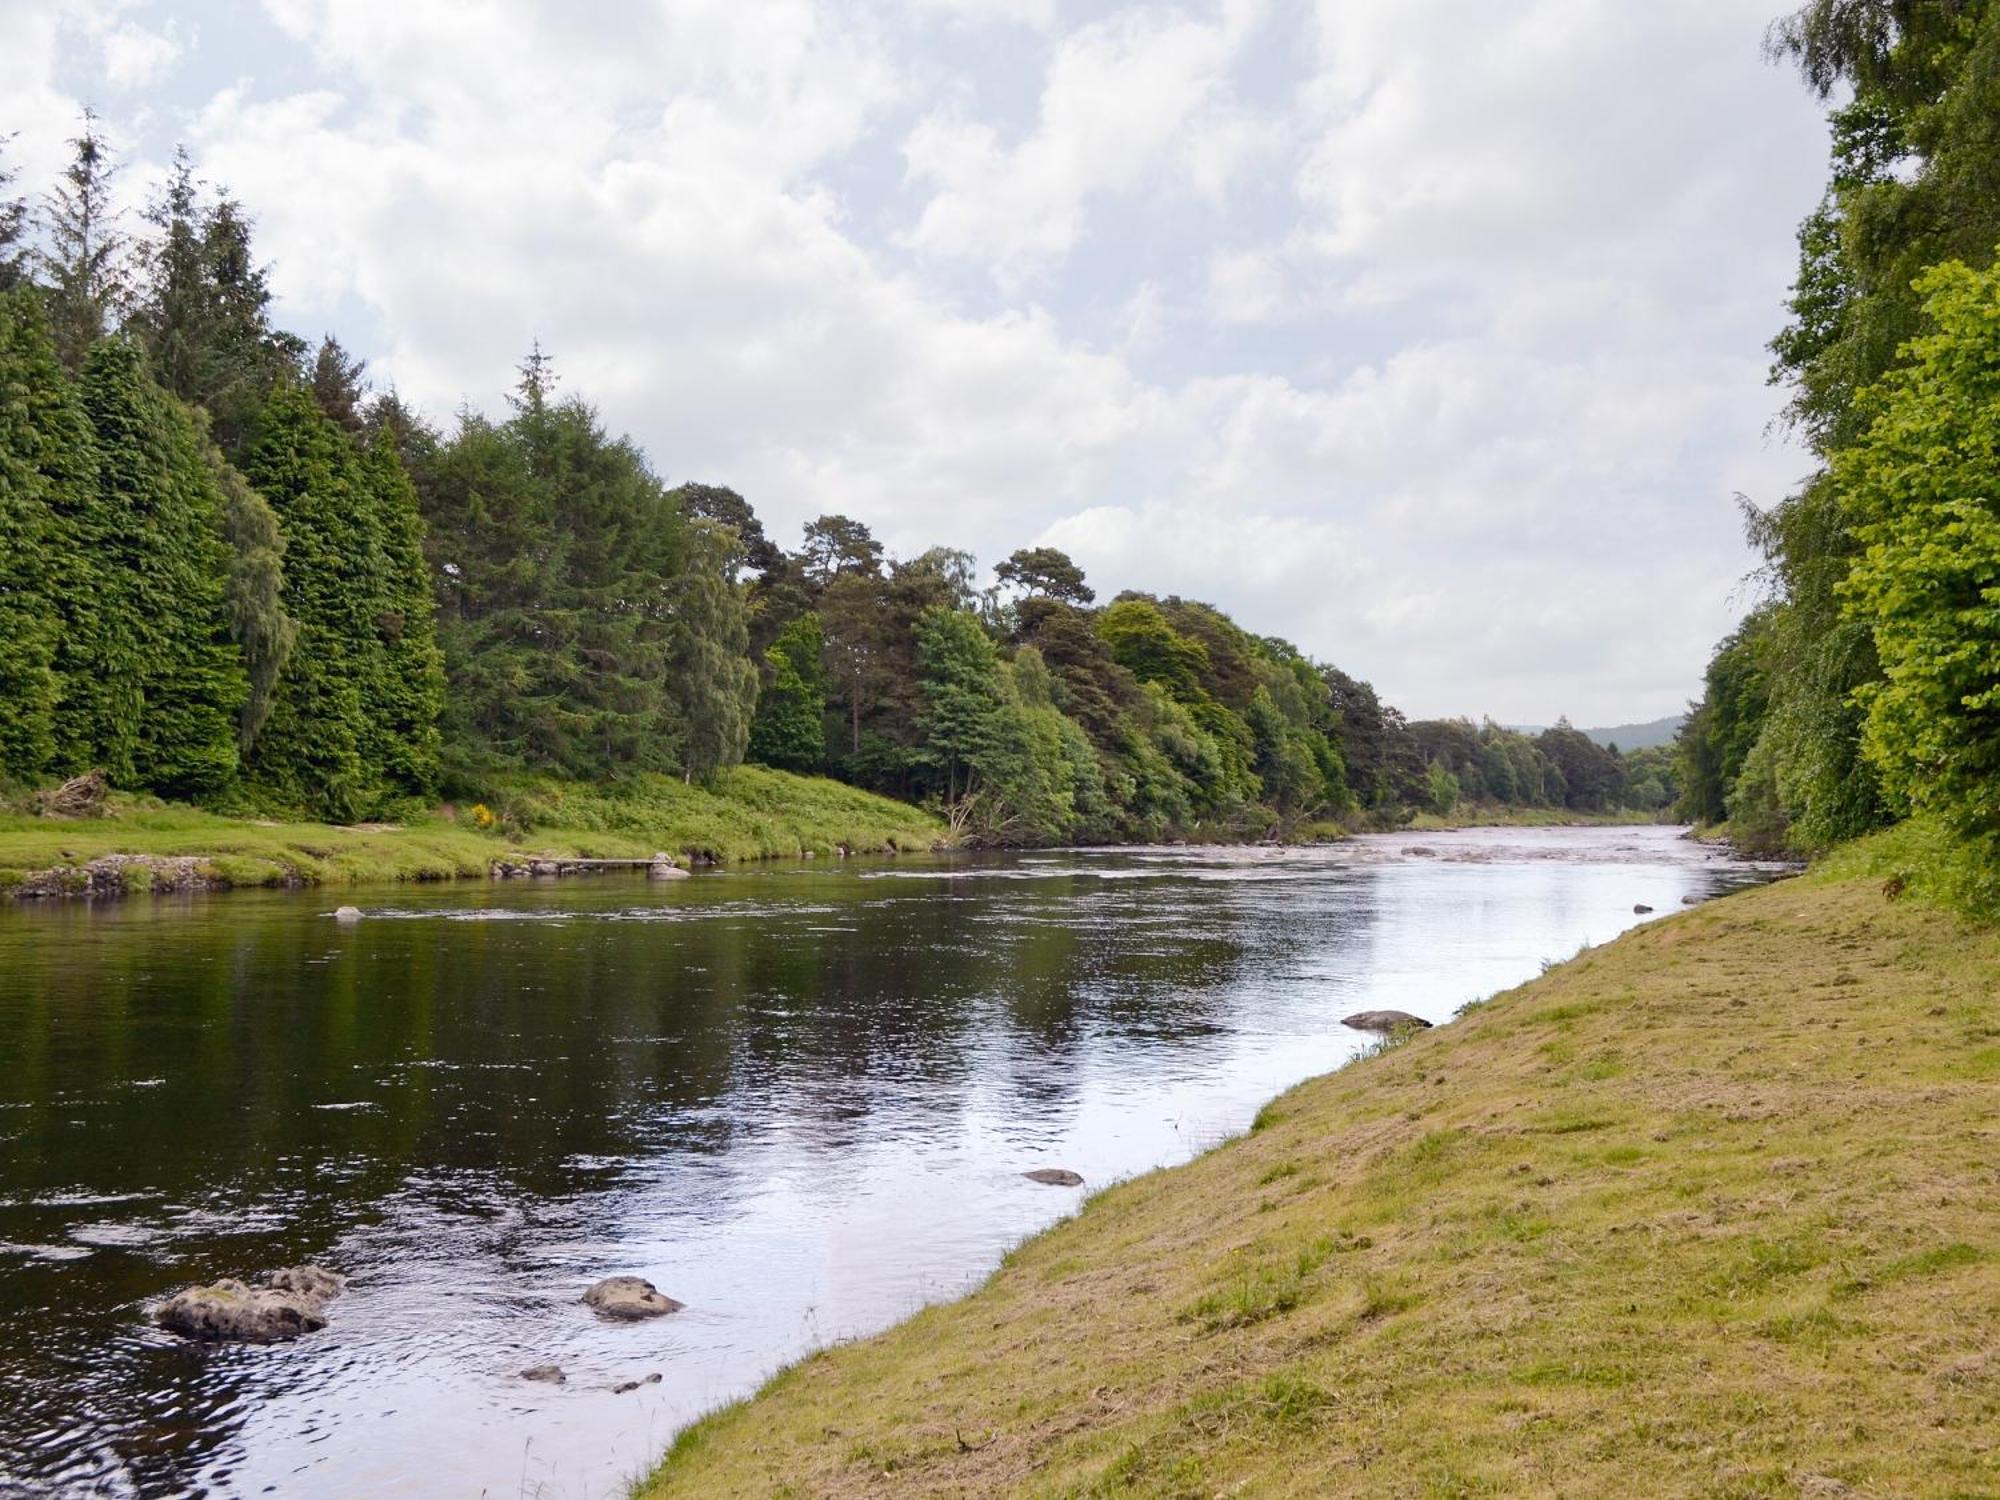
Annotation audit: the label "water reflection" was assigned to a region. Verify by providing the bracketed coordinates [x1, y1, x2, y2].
[0, 826, 1775, 1498]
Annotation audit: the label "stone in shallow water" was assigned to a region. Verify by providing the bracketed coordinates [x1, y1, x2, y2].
[520, 1364, 566, 1384]
[582, 1276, 684, 1320]
[156, 1265, 344, 1343]
[1340, 1010, 1433, 1034]
[1023, 1168, 1084, 1187]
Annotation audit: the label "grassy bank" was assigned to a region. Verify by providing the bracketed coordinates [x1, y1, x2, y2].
[1404, 805, 1664, 831]
[0, 766, 943, 896]
[644, 846, 1998, 1498]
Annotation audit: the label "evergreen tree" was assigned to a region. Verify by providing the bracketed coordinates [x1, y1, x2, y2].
[358, 432, 445, 795]
[310, 335, 368, 434]
[0, 135, 29, 292]
[0, 290, 77, 779]
[37, 111, 130, 371]
[242, 383, 436, 817]
[78, 339, 246, 794]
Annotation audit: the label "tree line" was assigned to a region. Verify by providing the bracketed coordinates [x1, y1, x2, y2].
[0, 115, 1667, 840]
[1677, 0, 2000, 895]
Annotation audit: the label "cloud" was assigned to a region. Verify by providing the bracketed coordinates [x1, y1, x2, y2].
[12, 0, 1832, 724]
[901, 0, 1266, 279]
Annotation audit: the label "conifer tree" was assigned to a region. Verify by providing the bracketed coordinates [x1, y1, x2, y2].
[238, 383, 382, 818]
[78, 339, 246, 794]
[310, 336, 367, 434]
[0, 291, 76, 778]
[0, 136, 29, 292]
[38, 111, 130, 371]
[358, 432, 445, 794]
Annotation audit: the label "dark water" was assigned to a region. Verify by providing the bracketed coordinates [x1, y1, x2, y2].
[0, 826, 1776, 1498]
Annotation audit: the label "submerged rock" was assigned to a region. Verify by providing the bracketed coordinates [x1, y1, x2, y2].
[1023, 1168, 1084, 1187]
[1633, 903, 1654, 914]
[648, 861, 689, 881]
[1341, 1009, 1433, 1034]
[613, 1372, 664, 1393]
[333, 906, 363, 923]
[156, 1265, 344, 1343]
[520, 1364, 566, 1384]
[582, 1276, 684, 1320]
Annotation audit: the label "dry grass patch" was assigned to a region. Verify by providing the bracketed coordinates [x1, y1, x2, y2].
[641, 865, 2000, 1499]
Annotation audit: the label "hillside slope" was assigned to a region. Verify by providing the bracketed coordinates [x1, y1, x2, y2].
[644, 863, 1999, 1498]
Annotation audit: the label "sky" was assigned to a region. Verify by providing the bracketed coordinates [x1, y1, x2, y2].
[2, 0, 1832, 725]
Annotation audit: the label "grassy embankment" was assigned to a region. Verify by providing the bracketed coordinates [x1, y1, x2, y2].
[644, 825, 1999, 1498]
[1403, 805, 1663, 832]
[0, 766, 943, 896]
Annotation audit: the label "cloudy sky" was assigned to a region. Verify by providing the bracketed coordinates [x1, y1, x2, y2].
[5, 0, 1830, 724]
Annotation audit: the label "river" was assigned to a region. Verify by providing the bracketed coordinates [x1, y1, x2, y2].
[0, 825, 1777, 1498]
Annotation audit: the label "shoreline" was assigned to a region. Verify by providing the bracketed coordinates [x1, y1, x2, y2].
[0, 766, 943, 902]
[0, 792, 1680, 903]
[639, 848, 1997, 1497]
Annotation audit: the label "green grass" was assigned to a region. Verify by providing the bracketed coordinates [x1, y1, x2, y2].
[0, 765, 943, 896]
[640, 831, 2000, 1498]
[1405, 804, 1663, 831]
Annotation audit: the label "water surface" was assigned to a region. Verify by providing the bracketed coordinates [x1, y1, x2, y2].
[0, 826, 1776, 1498]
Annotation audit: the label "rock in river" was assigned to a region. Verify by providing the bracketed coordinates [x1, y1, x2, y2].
[582, 1276, 684, 1320]
[520, 1364, 566, 1384]
[333, 906, 363, 923]
[156, 1265, 345, 1343]
[1023, 1168, 1084, 1187]
[1340, 1010, 1433, 1034]
[1633, 903, 1654, 914]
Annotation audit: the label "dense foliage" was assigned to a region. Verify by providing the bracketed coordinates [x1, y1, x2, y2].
[1680, 0, 2000, 879]
[0, 121, 1672, 840]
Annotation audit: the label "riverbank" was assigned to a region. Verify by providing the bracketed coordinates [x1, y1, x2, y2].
[1404, 804, 1663, 831]
[0, 766, 943, 898]
[643, 842, 1998, 1497]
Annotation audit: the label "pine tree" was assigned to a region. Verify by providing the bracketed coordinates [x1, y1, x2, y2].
[38, 111, 130, 371]
[78, 339, 246, 794]
[311, 336, 367, 434]
[239, 383, 378, 818]
[358, 432, 445, 794]
[129, 160, 304, 453]
[0, 135, 29, 292]
[0, 291, 77, 779]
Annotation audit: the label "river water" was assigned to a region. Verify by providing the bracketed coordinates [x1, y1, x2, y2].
[0, 826, 1776, 1498]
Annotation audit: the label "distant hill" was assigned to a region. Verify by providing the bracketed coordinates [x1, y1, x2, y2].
[1508, 715, 1685, 752]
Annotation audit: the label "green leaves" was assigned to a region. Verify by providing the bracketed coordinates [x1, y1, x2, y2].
[1838, 256, 2000, 850]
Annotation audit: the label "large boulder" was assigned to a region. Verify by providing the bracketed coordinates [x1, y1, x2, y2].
[1341, 1009, 1433, 1034]
[156, 1265, 345, 1343]
[583, 1276, 684, 1320]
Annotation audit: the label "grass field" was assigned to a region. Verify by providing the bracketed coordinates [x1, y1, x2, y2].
[0, 766, 943, 895]
[641, 843, 1999, 1498]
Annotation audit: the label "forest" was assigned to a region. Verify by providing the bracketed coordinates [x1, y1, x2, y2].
[0, 121, 1667, 846]
[1675, 0, 2000, 906]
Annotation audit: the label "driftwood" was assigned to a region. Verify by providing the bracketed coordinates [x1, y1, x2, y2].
[36, 770, 108, 819]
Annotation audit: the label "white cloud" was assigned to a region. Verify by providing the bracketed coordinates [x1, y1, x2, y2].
[901, 1, 1267, 279]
